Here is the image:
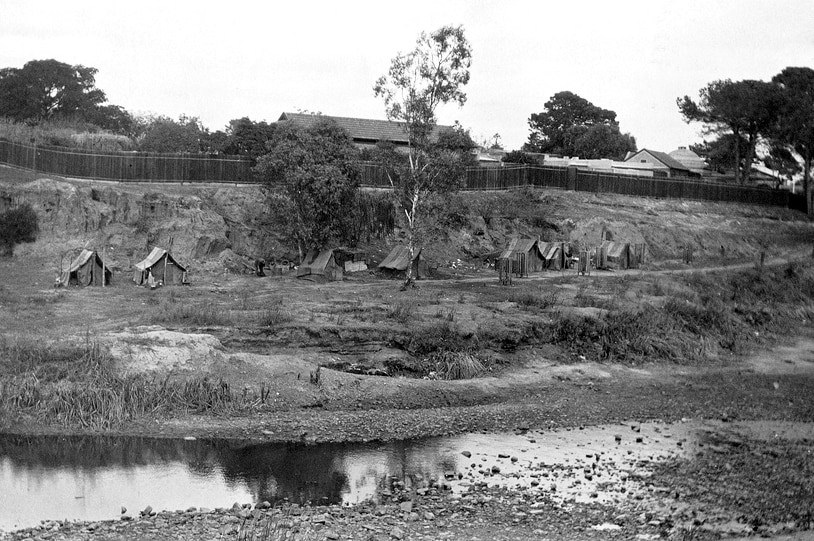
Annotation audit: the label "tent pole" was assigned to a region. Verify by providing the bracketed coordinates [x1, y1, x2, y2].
[102, 247, 105, 287]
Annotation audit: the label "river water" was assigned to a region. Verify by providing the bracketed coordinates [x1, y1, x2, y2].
[1, 420, 811, 532]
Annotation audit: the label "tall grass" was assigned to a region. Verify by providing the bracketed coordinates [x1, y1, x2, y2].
[0, 117, 136, 150]
[0, 336, 273, 430]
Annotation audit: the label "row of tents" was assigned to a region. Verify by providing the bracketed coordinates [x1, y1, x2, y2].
[499, 238, 645, 276]
[296, 245, 427, 281]
[57, 246, 187, 287]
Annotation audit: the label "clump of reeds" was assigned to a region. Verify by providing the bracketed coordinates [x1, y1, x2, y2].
[236, 509, 316, 541]
[430, 350, 485, 380]
[387, 300, 415, 323]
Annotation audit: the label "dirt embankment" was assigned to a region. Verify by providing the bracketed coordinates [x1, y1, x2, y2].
[2, 166, 813, 275]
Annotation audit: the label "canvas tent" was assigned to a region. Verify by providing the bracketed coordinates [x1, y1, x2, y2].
[596, 241, 631, 270]
[297, 249, 343, 281]
[499, 238, 544, 276]
[58, 249, 112, 287]
[133, 247, 188, 285]
[378, 245, 427, 279]
[538, 242, 566, 270]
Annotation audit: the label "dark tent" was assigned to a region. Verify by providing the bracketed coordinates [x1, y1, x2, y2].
[378, 245, 426, 279]
[538, 242, 566, 270]
[297, 249, 343, 281]
[133, 247, 188, 286]
[596, 241, 631, 270]
[58, 249, 112, 287]
[499, 238, 543, 276]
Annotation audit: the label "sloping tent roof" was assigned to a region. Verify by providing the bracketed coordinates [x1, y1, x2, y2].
[278, 113, 452, 147]
[297, 249, 341, 278]
[133, 247, 187, 284]
[378, 245, 421, 271]
[499, 238, 538, 260]
[600, 241, 630, 269]
[135, 247, 187, 272]
[538, 242, 565, 268]
[59, 249, 111, 286]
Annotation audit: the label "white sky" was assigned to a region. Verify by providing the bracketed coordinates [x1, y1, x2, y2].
[2, 0, 813, 152]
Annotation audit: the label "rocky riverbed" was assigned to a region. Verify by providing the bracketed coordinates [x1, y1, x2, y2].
[4, 420, 813, 541]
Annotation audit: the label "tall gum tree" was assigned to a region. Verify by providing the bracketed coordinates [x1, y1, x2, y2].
[374, 25, 472, 288]
[772, 67, 814, 214]
[678, 79, 781, 185]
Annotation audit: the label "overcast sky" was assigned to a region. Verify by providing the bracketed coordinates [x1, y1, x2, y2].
[2, 0, 813, 152]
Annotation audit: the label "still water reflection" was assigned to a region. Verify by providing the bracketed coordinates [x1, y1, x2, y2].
[0, 434, 458, 531]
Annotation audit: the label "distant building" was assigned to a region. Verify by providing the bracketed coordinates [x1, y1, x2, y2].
[623, 149, 696, 178]
[276, 112, 452, 150]
[668, 147, 708, 176]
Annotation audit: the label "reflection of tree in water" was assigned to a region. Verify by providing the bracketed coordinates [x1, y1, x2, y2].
[0, 435, 463, 506]
[0, 435, 221, 471]
[214, 442, 349, 506]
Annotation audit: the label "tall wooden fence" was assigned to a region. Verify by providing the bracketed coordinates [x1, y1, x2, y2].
[0, 139, 255, 183]
[0, 139, 805, 212]
[358, 162, 806, 212]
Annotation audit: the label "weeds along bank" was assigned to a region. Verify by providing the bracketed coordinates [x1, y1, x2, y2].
[1, 259, 813, 434]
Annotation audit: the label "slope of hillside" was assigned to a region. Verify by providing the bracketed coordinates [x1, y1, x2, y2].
[1, 165, 812, 275]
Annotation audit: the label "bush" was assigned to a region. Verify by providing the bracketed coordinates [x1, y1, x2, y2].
[0, 203, 38, 256]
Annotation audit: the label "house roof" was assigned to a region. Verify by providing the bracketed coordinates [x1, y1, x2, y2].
[135, 247, 186, 272]
[668, 147, 707, 171]
[625, 149, 691, 172]
[378, 245, 421, 271]
[277, 113, 451, 145]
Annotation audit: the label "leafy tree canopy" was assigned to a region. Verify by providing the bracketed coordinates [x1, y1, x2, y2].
[523, 91, 635, 159]
[220, 117, 277, 162]
[678, 79, 781, 184]
[502, 150, 538, 165]
[253, 117, 361, 260]
[138, 115, 210, 153]
[772, 67, 814, 210]
[0, 59, 134, 136]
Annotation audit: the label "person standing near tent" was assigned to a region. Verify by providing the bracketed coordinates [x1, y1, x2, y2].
[147, 270, 156, 289]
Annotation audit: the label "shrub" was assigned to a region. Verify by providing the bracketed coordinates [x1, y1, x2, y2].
[0, 203, 38, 255]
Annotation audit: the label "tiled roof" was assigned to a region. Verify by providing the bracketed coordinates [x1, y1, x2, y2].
[668, 147, 707, 171]
[625, 149, 690, 172]
[277, 113, 450, 145]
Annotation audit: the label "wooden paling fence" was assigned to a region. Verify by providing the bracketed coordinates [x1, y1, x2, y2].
[0, 139, 255, 183]
[0, 138, 805, 212]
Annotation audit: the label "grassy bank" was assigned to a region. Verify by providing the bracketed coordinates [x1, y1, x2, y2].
[1, 259, 813, 431]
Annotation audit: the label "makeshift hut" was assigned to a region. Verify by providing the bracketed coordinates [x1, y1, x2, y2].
[499, 238, 543, 277]
[296, 249, 343, 281]
[596, 241, 631, 270]
[133, 247, 188, 286]
[378, 245, 427, 279]
[58, 249, 112, 287]
[538, 242, 566, 270]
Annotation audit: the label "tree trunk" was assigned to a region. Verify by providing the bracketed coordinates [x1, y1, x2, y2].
[742, 133, 757, 185]
[733, 129, 741, 185]
[401, 191, 419, 290]
[805, 148, 812, 215]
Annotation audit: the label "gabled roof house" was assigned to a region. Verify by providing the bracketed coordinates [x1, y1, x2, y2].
[624, 149, 696, 178]
[277, 113, 452, 149]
